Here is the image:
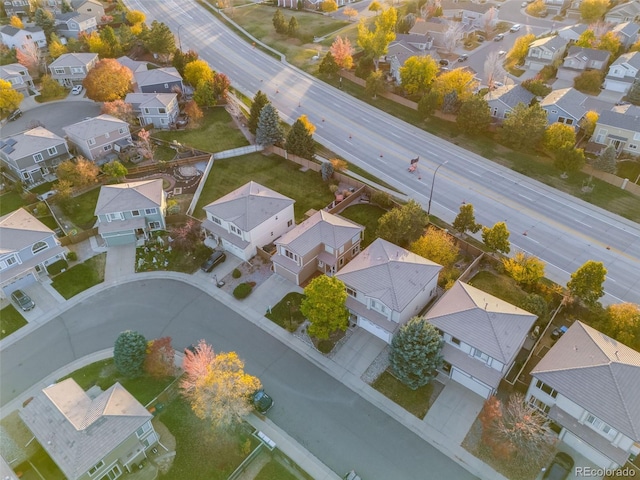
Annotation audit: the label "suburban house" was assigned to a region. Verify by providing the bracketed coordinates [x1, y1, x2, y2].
[409, 19, 449, 48]
[117, 55, 148, 74]
[48, 52, 98, 87]
[70, 0, 105, 23]
[556, 23, 589, 41]
[0, 63, 34, 95]
[558, 46, 611, 81]
[544, 0, 570, 16]
[134, 67, 184, 94]
[604, 51, 640, 93]
[0, 127, 71, 186]
[0, 25, 46, 50]
[425, 281, 537, 399]
[386, 35, 437, 83]
[0, 208, 67, 295]
[335, 238, 442, 343]
[441, 0, 494, 29]
[55, 12, 97, 39]
[201, 181, 295, 261]
[272, 210, 364, 286]
[524, 35, 569, 72]
[527, 321, 640, 469]
[540, 87, 594, 127]
[63, 114, 133, 163]
[94, 179, 166, 246]
[20, 379, 159, 480]
[125, 93, 179, 129]
[484, 84, 535, 120]
[591, 109, 640, 156]
[2, 0, 36, 17]
[612, 21, 640, 49]
[566, 0, 585, 19]
[605, 0, 640, 24]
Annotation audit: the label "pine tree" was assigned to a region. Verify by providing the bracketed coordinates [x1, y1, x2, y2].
[389, 317, 444, 390]
[272, 9, 287, 34]
[318, 51, 339, 77]
[61, 0, 72, 13]
[256, 103, 284, 146]
[286, 115, 316, 158]
[593, 144, 617, 174]
[418, 91, 439, 118]
[248, 90, 269, 135]
[287, 16, 299, 37]
[114, 331, 147, 378]
[34, 8, 56, 41]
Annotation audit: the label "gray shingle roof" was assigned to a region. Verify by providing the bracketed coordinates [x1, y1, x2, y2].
[19, 379, 152, 480]
[116, 56, 148, 73]
[531, 321, 640, 441]
[95, 179, 163, 215]
[203, 181, 294, 231]
[63, 114, 128, 141]
[125, 92, 177, 109]
[528, 35, 568, 53]
[612, 21, 640, 37]
[0, 127, 67, 161]
[611, 51, 640, 70]
[134, 67, 182, 87]
[336, 238, 442, 313]
[484, 84, 535, 109]
[0, 208, 54, 255]
[565, 45, 611, 63]
[597, 109, 640, 133]
[0, 25, 20, 36]
[49, 53, 98, 69]
[540, 87, 589, 119]
[426, 281, 537, 364]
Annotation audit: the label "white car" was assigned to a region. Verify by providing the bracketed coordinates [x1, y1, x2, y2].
[71, 85, 83, 95]
[510, 24, 522, 32]
[498, 50, 507, 57]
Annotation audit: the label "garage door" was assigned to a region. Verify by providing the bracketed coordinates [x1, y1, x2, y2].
[358, 318, 391, 343]
[221, 239, 247, 261]
[451, 368, 492, 399]
[2, 272, 37, 296]
[561, 430, 616, 469]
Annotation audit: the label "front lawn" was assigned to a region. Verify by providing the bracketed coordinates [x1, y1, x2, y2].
[265, 292, 306, 332]
[136, 234, 213, 274]
[468, 270, 527, 307]
[0, 191, 25, 215]
[339, 204, 386, 248]
[194, 153, 334, 222]
[255, 460, 299, 480]
[153, 108, 249, 153]
[372, 371, 443, 419]
[51, 253, 106, 299]
[0, 305, 27, 340]
[62, 187, 100, 230]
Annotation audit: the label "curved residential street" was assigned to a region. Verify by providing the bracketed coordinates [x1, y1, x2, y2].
[125, 0, 640, 305]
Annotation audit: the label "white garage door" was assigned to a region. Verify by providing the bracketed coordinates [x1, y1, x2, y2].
[2, 272, 37, 297]
[561, 430, 616, 469]
[358, 318, 391, 343]
[451, 368, 492, 399]
[222, 239, 248, 261]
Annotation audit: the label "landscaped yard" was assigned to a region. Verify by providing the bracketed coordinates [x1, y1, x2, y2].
[265, 292, 306, 332]
[136, 234, 213, 274]
[153, 107, 249, 153]
[62, 187, 101, 231]
[339, 204, 386, 248]
[0, 191, 25, 216]
[468, 269, 527, 307]
[372, 371, 444, 419]
[0, 305, 27, 340]
[51, 253, 106, 299]
[194, 153, 334, 222]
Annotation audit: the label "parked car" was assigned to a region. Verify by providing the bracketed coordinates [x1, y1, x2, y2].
[511, 24, 522, 32]
[439, 59, 449, 66]
[200, 251, 226, 272]
[494, 33, 504, 41]
[252, 389, 274, 414]
[457, 54, 469, 62]
[493, 81, 504, 87]
[71, 85, 83, 95]
[11, 289, 35, 311]
[7, 109, 22, 121]
[543, 452, 574, 480]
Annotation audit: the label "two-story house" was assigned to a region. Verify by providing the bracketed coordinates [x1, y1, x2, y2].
[2, 0, 35, 17]
[527, 322, 640, 469]
[20, 379, 159, 480]
[524, 35, 569, 72]
[557, 24, 589, 41]
[70, 0, 105, 23]
[409, 19, 449, 49]
[55, 12, 97, 39]
[604, 51, 640, 93]
[0, 63, 34, 96]
[117, 55, 148, 74]
[558, 45, 611, 81]
[612, 21, 640, 49]
[125, 93, 179, 129]
[201, 181, 295, 261]
[134, 67, 184, 94]
[335, 238, 442, 343]
[0, 25, 46, 50]
[272, 210, 364, 286]
[485, 84, 535, 121]
[0, 208, 67, 295]
[441, 0, 495, 29]
[591, 108, 640, 156]
[539, 87, 602, 128]
[0, 127, 71, 186]
[48, 52, 98, 87]
[425, 281, 537, 399]
[605, 0, 640, 24]
[94, 179, 166, 246]
[63, 114, 133, 163]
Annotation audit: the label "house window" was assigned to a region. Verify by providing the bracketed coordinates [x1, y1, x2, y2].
[22, 172, 30, 179]
[47, 146, 57, 155]
[89, 138, 96, 146]
[144, 108, 150, 114]
[491, 107, 498, 117]
[99, 465, 121, 480]
[529, 395, 551, 414]
[351, 233, 360, 244]
[144, 208, 156, 215]
[585, 414, 617, 439]
[284, 249, 297, 262]
[161, 118, 167, 124]
[33, 153, 44, 162]
[558, 117, 574, 125]
[629, 144, 637, 150]
[88, 460, 104, 476]
[71, 67, 83, 74]
[370, 299, 388, 315]
[159, 108, 166, 114]
[136, 421, 151, 438]
[119, 127, 126, 134]
[472, 348, 490, 363]
[338, 245, 344, 255]
[149, 221, 161, 229]
[339, 257, 344, 267]
[103, 144, 112, 152]
[287, 219, 293, 227]
[132, 210, 140, 217]
[351, 245, 359, 256]
[107, 212, 123, 221]
[325, 245, 334, 254]
[346, 287, 357, 297]
[451, 336, 461, 346]
[535, 379, 558, 398]
[164, 83, 169, 88]
[54, 67, 65, 75]
[32, 241, 48, 254]
[211, 216, 221, 225]
[550, 109, 558, 114]
[230, 224, 241, 236]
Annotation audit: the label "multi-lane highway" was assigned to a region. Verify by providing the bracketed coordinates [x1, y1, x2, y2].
[125, 0, 640, 304]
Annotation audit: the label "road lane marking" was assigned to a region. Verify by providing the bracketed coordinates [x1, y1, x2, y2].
[519, 194, 533, 201]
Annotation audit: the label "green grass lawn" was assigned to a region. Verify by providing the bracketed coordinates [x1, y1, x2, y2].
[51, 253, 106, 299]
[255, 460, 299, 480]
[0, 191, 25, 216]
[617, 160, 640, 183]
[154, 107, 249, 153]
[0, 305, 27, 340]
[265, 292, 306, 332]
[63, 187, 100, 230]
[194, 153, 334, 222]
[339, 204, 386, 248]
[29, 182, 54, 195]
[372, 371, 439, 419]
[468, 270, 527, 307]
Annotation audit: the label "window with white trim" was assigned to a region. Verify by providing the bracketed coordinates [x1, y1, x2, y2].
[107, 212, 123, 221]
[104, 132, 110, 138]
[164, 83, 169, 88]
[230, 224, 241, 236]
[325, 245, 334, 254]
[629, 144, 637, 150]
[144, 208, 156, 215]
[284, 249, 297, 262]
[136, 421, 152, 438]
[103, 144, 112, 152]
[351, 245, 359, 256]
[451, 336, 461, 346]
[99, 465, 121, 480]
[159, 108, 166, 114]
[535, 379, 558, 398]
[54, 67, 65, 75]
[149, 221, 161, 229]
[119, 127, 126, 134]
[346, 287, 357, 297]
[33, 153, 44, 162]
[47, 146, 57, 155]
[32, 241, 48, 254]
[472, 348, 490, 363]
[88, 138, 96, 146]
[585, 414, 617, 439]
[211, 216, 221, 225]
[370, 299, 388, 315]
[132, 210, 140, 217]
[71, 67, 83, 74]
[529, 395, 551, 414]
[88, 460, 104, 476]
[144, 108, 150, 114]
[287, 219, 293, 227]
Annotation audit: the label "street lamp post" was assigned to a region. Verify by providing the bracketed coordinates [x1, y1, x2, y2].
[427, 160, 449, 222]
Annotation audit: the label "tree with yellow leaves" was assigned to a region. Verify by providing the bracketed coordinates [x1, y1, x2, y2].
[410, 226, 459, 268]
[431, 67, 477, 104]
[502, 251, 545, 287]
[9, 15, 24, 29]
[0, 79, 23, 115]
[48, 33, 68, 59]
[601, 303, 640, 351]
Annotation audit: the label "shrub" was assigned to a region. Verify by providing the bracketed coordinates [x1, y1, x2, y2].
[317, 339, 333, 354]
[66, 251, 78, 261]
[233, 282, 253, 299]
[47, 259, 69, 276]
[371, 190, 393, 209]
[232, 268, 242, 279]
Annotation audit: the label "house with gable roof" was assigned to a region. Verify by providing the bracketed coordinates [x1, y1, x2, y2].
[70, 0, 105, 23]
[557, 23, 589, 41]
[48, 52, 98, 87]
[591, 108, 640, 156]
[539, 87, 598, 128]
[63, 114, 133, 163]
[0, 25, 46, 50]
[524, 35, 569, 72]
[125, 93, 179, 129]
[19, 378, 159, 480]
[605, 0, 640, 24]
[484, 84, 535, 121]
[558, 46, 611, 82]
[0, 208, 67, 295]
[335, 238, 442, 343]
[134, 67, 184, 94]
[55, 11, 97, 39]
[604, 51, 640, 93]
[527, 322, 640, 469]
[272, 210, 364, 285]
[2, 0, 35, 17]
[0, 63, 34, 96]
[94, 179, 166, 246]
[425, 281, 537, 398]
[116, 55, 148, 74]
[612, 21, 640, 49]
[201, 181, 296, 261]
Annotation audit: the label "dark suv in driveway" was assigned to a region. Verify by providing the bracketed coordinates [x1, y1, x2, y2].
[11, 289, 35, 311]
[200, 251, 226, 272]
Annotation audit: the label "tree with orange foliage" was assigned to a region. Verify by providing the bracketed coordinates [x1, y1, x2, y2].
[143, 337, 176, 378]
[330, 36, 354, 70]
[101, 99, 134, 123]
[183, 100, 203, 126]
[83, 59, 133, 102]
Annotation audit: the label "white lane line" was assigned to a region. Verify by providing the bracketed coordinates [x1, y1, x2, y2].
[391, 133, 400, 138]
[469, 171, 481, 176]
[577, 220, 593, 228]
[519, 194, 533, 201]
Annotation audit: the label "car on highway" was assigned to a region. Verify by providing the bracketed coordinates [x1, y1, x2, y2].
[11, 289, 35, 311]
[542, 452, 574, 480]
[71, 85, 83, 95]
[457, 54, 469, 62]
[252, 389, 274, 413]
[494, 33, 504, 41]
[7, 109, 22, 121]
[200, 250, 226, 272]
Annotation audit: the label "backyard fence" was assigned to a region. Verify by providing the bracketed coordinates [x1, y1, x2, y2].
[582, 164, 640, 197]
[213, 144, 263, 160]
[59, 228, 98, 246]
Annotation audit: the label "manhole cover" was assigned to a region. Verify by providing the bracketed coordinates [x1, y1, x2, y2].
[173, 187, 183, 195]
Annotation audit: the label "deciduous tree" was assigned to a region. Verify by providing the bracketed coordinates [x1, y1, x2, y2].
[453, 203, 481, 236]
[172, 49, 199, 76]
[399, 55, 438, 96]
[498, 103, 548, 150]
[212, 72, 230, 101]
[300, 275, 349, 340]
[256, 103, 284, 146]
[0, 79, 23, 114]
[482, 221, 510, 254]
[377, 199, 428, 247]
[322, 0, 338, 12]
[39, 74, 65, 99]
[319, 51, 339, 76]
[554, 143, 585, 174]
[543, 122, 576, 152]
[593, 144, 616, 173]
[102, 160, 128, 182]
[579, 110, 599, 137]
[184, 100, 203, 126]
[184, 59, 214, 87]
[114, 330, 147, 378]
[248, 90, 269, 135]
[506, 33, 535, 65]
[16, 42, 42, 74]
[9, 15, 23, 29]
[286, 114, 316, 158]
[526, 0, 547, 16]
[55, 157, 99, 187]
[580, 0, 609, 21]
[417, 91, 439, 118]
[143, 337, 176, 378]
[136, 129, 155, 161]
[432, 68, 477, 104]
[456, 96, 491, 134]
[171, 219, 202, 250]
[101, 99, 134, 123]
[409, 226, 459, 267]
[61, 0, 72, 12]
[193, 79, 215, 107]
[442, 20, 465, 54]
[484, 51, 507, 90]
[330, 36, 354, 70]
[482, 7, 497, 37]
[567, 260, 607, 306]
[83, 58, 133, 102]
[48, 34, 68, 59]
[601, 303, 640, 350]
[126, 9, 146, 25]
[99, 26, 122, 57]
[502, 252, 545, 287]
[597, 31, 622, 56]
[519, 293, 548, 320]
[389, 317, 444, 390]
[343, 7, 358, 21]
[574, 69, 604, 95]
[365, 69, 386, 98]
[357, 7, 397, 70]
[521, 78, 552, 97]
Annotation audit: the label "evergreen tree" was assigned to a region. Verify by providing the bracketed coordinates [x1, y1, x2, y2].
[248, 90, 269, 135]
[114, 331, 147, 378]
[34, 8, 56, 41]
[145, 21, 176, 57]
[286, 115, 316, 158]
[172, 49, 199, 76]
[256, 103, 284, 146]
[61, 0, 72, 12]
[273, 9, 287, 34]
[418, 91, 439, 118]
[193, 79, 215, 107]
[321, 161, 334, 181]
[441, 90, 459, 114]
[99, 26, 121, 58]
[593, 144, 617, 174]
[318, 51, 339, 77]
[389, 317, 444, 390]
[288, 16, 299, 37]
[456, 96, 491, 134]
[554, 144, 585, 174]
[365, 70, 385, 98]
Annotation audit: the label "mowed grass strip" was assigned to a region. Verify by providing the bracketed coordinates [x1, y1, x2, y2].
[0, 305, 27, 340]
[51, 253, 106, 299]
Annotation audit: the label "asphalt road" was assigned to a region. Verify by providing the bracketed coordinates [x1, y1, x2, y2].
[125, 0, 640, 306]
[1, 100, 101, 137]
[0, 280, 477, 480]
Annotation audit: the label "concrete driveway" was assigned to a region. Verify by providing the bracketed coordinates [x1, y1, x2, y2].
[250, 273, 302, 316]
[7, 281, 65, 326]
